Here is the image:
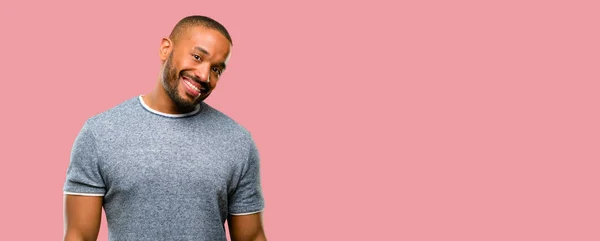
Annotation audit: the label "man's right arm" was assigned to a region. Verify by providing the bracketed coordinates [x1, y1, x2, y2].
[63, 195, 103, 241]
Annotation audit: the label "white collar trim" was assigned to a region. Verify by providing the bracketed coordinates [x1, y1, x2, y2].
[138, 95, 201, 118]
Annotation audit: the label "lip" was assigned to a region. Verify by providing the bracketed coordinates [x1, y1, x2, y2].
[181, 76, 202, 89]
[181, 77, 202, 97]
[182, 75, 209, 92]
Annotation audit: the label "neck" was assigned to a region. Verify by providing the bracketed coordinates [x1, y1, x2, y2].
[143, 81, 197, 115]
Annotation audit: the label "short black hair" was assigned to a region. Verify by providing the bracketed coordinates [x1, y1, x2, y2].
[169, 15, 233, 45]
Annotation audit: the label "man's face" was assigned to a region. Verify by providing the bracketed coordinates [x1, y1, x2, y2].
[160, 27, 231, 111]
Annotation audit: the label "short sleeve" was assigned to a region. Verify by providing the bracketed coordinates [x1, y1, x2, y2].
[228, 139, 265, 215]
[63, 121, 106, 196]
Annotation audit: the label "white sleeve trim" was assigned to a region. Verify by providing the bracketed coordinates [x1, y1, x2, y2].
[64, 191, 105, 197]
[230, 209, 263, 216]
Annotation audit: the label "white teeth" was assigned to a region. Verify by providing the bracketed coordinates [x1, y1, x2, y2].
[184, 79, 201, 93]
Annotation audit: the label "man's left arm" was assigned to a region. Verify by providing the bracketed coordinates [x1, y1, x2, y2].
[228, 137, 267, 241]
[228, 212, 267, 241]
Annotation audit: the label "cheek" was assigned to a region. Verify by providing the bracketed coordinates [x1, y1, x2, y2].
[209, 81, 218, 90]
[169, 57, 186, 73]
[170, 65, 182, 79]
[176, 57, 193, 69]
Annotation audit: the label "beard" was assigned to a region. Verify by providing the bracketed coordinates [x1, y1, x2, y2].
[161, 53, 199, 111]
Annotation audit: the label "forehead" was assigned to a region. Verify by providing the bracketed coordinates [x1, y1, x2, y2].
[176, 26, 231, 59]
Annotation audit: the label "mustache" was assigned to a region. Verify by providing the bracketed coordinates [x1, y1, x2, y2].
[181, 72, 200, 82]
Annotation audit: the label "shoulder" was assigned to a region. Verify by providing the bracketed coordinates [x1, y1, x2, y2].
[200, 103, 255, 142]
[81, 96, 140, 133]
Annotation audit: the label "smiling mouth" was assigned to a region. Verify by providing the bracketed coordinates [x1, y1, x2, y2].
[181, 75, 208, 97]
[183, 78, 201, 92]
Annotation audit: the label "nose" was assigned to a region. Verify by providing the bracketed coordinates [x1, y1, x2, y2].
[193, 63, 211, 83]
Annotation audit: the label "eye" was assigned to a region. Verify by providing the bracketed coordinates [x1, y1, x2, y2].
[192, 54, 201, 61]
[211, 67, 222, 76]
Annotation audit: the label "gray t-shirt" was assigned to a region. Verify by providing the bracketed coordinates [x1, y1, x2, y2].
[63, 95, 265, 241]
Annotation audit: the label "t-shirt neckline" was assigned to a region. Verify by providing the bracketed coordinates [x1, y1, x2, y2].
[138, 95, 202, 118]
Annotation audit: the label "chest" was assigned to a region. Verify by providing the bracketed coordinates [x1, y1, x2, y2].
[100, 139, 237, 199]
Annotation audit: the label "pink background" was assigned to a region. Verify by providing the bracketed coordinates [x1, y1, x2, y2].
[1, 0, 599, 240]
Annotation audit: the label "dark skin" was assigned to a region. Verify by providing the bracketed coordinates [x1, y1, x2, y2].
[63, 26, 267, 241]
[63, 195, 102, 241]
[144, 26, 230, 114]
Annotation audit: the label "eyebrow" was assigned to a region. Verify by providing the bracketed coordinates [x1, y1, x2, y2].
[194, 46, 210, 55]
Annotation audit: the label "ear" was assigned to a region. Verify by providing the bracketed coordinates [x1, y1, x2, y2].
[159, 38, 172, 61]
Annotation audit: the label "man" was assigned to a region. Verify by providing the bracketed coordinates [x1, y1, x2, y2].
[62, 15, 267, 241]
